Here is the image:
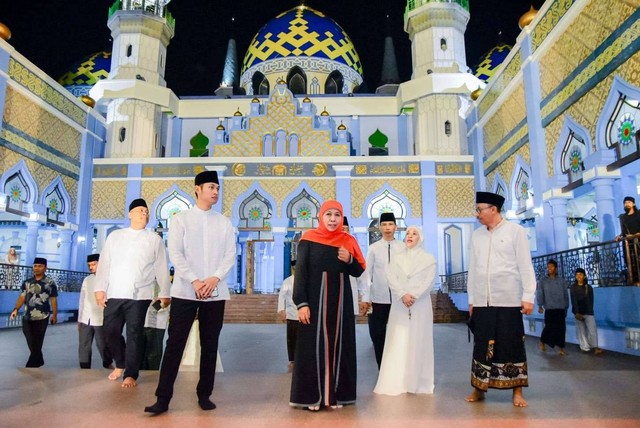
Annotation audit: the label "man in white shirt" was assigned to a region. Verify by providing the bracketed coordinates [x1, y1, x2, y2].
[95, 198, 171, 388]
[465, 191, 536, 408]
[277, 260, 298, 369]
[78, 253, 112, 369]
[145, 170, 236, 415]
[358, 212, 404, 369]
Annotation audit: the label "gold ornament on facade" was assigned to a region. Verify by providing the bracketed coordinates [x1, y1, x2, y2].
[302, 96, 311, 103]
[471, 87, 482, 101]
[232, 163, 246, 176]
[355, 165, 367, 175]
[312, 163, 327, 176]
[0, 22, 11, 41]
[234, 108, 243, 116]
[277, 78, 286, 84]
[337, 121, 347, 131]
[273, 164, 287, 176]
[320, 107, 329, 116]
[80, 95, 96, 108]
[518, 6, 538, 30]
[216, 121, 225, 131]
[251, 97, 260, 103]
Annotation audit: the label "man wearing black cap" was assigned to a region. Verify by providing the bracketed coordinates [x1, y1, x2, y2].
[617, 196, 640, 284]
[146, 169, 236, 415]
[95, 198, 171, 388]
[358, 212, 404, 369]
[465, 191, 536, 407]
[9, 257, 58, 367]
[78, 253, 112, 369]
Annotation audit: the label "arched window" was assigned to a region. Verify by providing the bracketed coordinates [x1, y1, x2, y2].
[252, 72, 269, 95]
[119, 127, 126, 143]
[325, 71, 344, 94]
[287, 66, 306, 95]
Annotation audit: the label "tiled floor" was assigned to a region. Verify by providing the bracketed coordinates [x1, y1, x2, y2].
[1, 322, 639, 428]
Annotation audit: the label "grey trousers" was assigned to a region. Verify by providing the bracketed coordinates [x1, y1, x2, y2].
[78, 322, 112, 368]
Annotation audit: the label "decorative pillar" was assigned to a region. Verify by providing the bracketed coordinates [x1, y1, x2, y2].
[272, 229, 286, 292]
[58, 229, 74, 270]
[591, 178, 618, 242]
[24, 221, 39, 264]
[333, 165, 354, 218]
[547, 197, 569, 252]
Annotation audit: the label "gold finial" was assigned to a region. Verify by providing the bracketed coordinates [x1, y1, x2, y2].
[303, 96, 311, 103]
[0, 22, 11, 41]
[80, 95, 96, 108]
[320, 107, 329, 116]
[233, 107, 243, 116]
[251, 97, 260, 103]
[337, 121, 347, 131]
[518, 5, 538, 30]
[216, 121, 226, 131]
[471, 87, 482, 101]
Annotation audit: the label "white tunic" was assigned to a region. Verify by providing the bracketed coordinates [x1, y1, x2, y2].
[94, 228, 171, 300]
[168, 205, 236, 301]
[277, 275, 298, 320]
[467, 219, 537, 307]
[78, 274, 103, 326]
[358, 238, 404, 303]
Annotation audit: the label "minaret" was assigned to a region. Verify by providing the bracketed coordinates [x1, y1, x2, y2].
[403, 0, 481, 156]
[216, 18, 239, 97]
[404, 0, 469, 76]
[101, 0, 175, 158]
[376, 15, 400, 95]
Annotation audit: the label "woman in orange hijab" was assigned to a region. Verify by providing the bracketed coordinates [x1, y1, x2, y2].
[289, 200, 365, 411]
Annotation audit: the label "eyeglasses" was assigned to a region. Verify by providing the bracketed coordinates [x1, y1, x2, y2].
[475, 205, 494, 213]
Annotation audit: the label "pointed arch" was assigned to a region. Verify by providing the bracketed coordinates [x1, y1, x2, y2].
[554, 115, 591, 183]
[0, 160, 38, 211]
[596, 76, 640, 152]
[287, 66, 306, 95]
[310, 77, 320, 95]
[362, 186, 410, 245]
[41, 176, 72, 222]
[283, 186, 322, 230]
[252, 71, 269, 96]
[233, 184, 276, 230]
[510, 156, 533, 212]
[150, 184, 194, 229]
[325, 71, 344, 94]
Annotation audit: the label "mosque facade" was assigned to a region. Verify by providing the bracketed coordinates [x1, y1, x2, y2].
[0, 0, 638, 295]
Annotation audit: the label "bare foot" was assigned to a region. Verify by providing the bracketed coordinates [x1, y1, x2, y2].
[559, 348, 566, 356]
[594, 348, 604, 355]
[108, 368, 124, 381]
[512, 388, 528, 407]
[121, 377, 137, 388]
[465, 389, 485, 402]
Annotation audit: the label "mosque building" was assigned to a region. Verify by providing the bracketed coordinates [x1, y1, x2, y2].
[0, 0, 639, 300]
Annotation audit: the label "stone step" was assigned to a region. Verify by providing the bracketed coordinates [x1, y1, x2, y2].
[223, 292, 467, 324]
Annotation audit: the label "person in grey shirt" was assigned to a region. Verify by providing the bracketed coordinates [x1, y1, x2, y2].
[537, 259, 569, 356]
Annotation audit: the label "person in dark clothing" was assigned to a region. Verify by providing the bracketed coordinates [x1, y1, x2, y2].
[537, 259, 570, 355]
[617, 196, 640, 285]
[569, 268, 603, 355]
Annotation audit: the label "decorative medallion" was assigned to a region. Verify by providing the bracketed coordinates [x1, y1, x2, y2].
[233, 163, 246, 176]
[312, 163, 327, 176]
[570, 147, 582, 173]
[249, 206, 264, 221]
[520, 181, 529, 200]
[10, 185, 22, 202]
[618, 113, 635, 145]
[297, 205, 312, 220]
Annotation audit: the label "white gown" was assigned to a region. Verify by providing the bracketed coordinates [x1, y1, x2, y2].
[374, 237, 436, 395]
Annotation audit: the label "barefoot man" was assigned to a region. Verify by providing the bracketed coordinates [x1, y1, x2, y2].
[465, 192, 536, 407]
[94, 198, 171, 388]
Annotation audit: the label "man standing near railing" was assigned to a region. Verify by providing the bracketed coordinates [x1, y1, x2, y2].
[9, 257, 58, 368]
[537, 259, 569, 356]
[616, 196, 640, 285]
[465, 192, 536, 408]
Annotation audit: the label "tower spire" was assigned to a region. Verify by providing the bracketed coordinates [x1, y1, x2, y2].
[219, 17, 239, 95]
[376, 15, 400, 94]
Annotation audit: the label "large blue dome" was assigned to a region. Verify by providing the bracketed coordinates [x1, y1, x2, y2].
[242, 6, 362, 75]
[58, 51, 111, 97]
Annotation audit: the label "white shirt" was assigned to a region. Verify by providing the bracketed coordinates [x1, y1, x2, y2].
[467, 219, 537, 307]
[358, 238, 404, 303]
[277, 275, 298, 320]
[78, 274, 103, 326]
[94, 228, 171, 300]
[168, 205, 236, 301]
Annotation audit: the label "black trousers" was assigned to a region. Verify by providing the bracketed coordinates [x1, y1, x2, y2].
[286, 319, 299, 362]
[155, 298, 225, 401]
[103, 298, 151, 380]
[368, 303, 391, 369]
[78, 323, 112, 368]
[540, 309, 567, 348]
[23, 317, 49, 367]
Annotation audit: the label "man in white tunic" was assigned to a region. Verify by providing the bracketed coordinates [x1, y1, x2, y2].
[78, 253, 112, 369]
[145, 170, 236, 415]
[465, 191, 536, 407]
[94, 198, 171, 388]
[358, 212, 404, 369]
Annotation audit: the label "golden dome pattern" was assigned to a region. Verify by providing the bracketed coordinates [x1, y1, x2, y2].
[242, 6, 363, 75]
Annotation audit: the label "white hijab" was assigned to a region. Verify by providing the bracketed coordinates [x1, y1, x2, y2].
[395, 226, 432, 277]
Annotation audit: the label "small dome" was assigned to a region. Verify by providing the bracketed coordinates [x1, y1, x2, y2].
[0, 22, 11, 41]
[519, 6, 538, 30]
[80, 95, 96, 108]
[233, 108, 243, 116]
[471, 87, 482, 101]
[58, 51, 111, 97]
[337, 122, 347, 131]
[251, 97, 260, 103]
[320, 107, 329, 116]
[303, 97, 311, 103]
[472, 43, 511, 83]
[216, 122, 226, 131]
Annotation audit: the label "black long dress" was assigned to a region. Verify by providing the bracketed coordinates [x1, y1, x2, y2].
[290, 240, 364, 407]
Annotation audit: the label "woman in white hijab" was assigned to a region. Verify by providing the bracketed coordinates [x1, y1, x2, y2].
[374, 225, 437, 395]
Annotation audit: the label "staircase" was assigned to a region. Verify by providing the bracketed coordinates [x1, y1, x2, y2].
[223, 292, 467, 324]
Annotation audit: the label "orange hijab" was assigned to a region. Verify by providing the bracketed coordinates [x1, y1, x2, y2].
[300, 200, 366, 270]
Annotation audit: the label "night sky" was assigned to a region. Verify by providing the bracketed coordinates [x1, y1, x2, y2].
[1, 0, 546, 96]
